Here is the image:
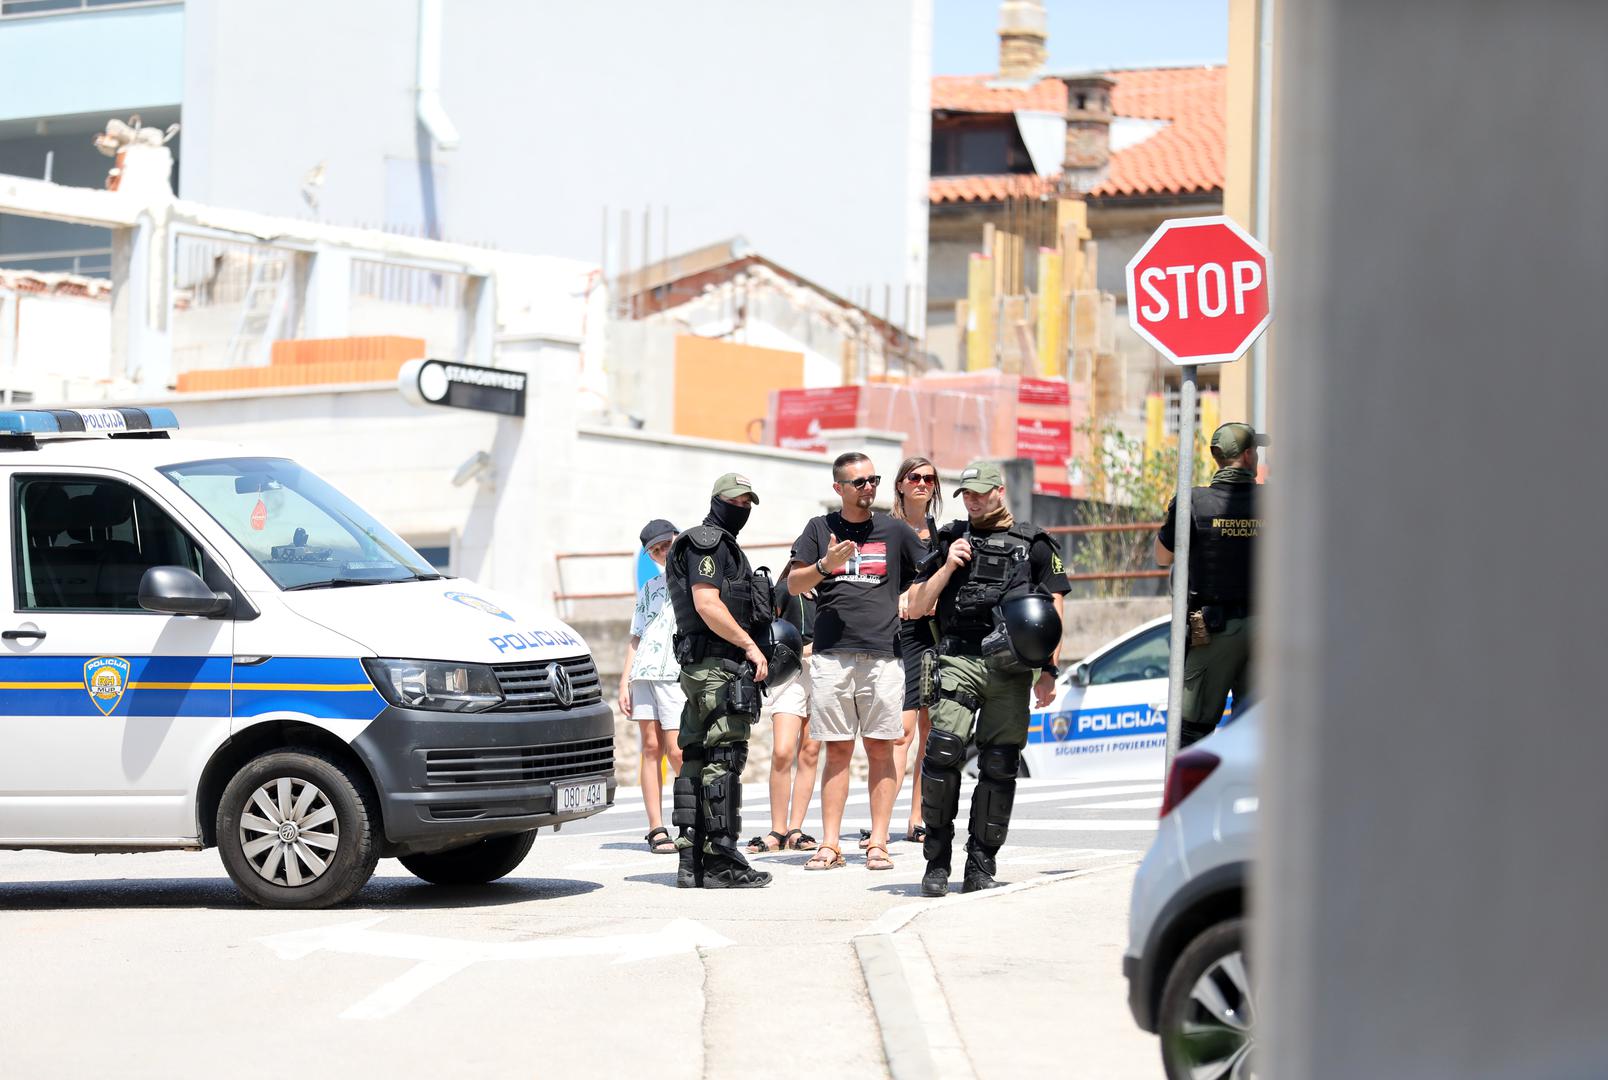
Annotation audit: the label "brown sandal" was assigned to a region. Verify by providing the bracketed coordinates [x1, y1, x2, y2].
[865, 844, 894, 871]
[804, 844, 845, 870]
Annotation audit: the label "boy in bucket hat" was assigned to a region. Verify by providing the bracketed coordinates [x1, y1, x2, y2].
[621, 519, 685, 854]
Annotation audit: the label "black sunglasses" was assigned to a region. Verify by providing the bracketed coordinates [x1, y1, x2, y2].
[840, 475, 882, 489]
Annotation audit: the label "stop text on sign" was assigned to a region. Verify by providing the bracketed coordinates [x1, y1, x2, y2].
[1125, 216, 1273, 366]
[1136, 260, 1263, 321]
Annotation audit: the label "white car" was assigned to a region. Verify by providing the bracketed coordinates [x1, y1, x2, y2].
[1125, 706, 1259, 1079]
[1021, 615, 1223, 779]
[0, 408, 615, 908]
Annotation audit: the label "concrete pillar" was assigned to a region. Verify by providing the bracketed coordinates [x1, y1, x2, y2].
[302, 245, 352, 340]
[455, 335, 579, 614]
[1260, 2, 1608, 1076]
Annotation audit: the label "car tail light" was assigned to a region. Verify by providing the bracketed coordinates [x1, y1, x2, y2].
[1160, 748, 1221, 818]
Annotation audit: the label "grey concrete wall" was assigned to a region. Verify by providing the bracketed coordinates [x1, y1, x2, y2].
[1260, 2, 1608, 1076]
[181, 0, 931, 309]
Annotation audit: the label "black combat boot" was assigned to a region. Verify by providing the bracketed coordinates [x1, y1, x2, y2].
[961, 844, 1004, 893]
[700, 842, 772, 889]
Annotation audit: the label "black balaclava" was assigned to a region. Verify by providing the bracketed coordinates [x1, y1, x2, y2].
[706, 496, 751, 536]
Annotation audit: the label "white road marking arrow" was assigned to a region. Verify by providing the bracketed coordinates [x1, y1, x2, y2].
[257, 917, 734, 1020]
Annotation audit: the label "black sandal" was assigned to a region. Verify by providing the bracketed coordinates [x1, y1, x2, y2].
[745, 830, 787, 854]
[783, 829, 819, 851]
[905, 825, 928, 844]
[644, 826, 677, 854]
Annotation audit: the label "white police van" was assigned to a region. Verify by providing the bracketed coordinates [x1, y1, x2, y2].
[1022, 616, 1229, 779]
[0, 408, 614, 908]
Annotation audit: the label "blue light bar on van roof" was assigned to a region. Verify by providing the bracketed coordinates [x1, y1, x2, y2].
[0, 407, 179, 436]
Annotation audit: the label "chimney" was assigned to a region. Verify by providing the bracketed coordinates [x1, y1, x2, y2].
[997, 0, 1047, 81]
[1060, 74, 1115, 193]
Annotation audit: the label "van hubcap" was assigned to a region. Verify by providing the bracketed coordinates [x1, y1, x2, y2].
[239, 777, 339, 887]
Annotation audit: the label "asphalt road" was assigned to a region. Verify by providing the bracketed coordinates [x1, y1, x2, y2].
[0, 774, 1163, 1079]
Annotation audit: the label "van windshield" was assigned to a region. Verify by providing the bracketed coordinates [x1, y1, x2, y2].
[159, 456, 440, 590]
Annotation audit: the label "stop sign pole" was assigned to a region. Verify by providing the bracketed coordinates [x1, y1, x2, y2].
[1124, 216, 1273, 770]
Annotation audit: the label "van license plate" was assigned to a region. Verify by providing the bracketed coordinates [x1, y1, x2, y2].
[554, 780, 606, 813]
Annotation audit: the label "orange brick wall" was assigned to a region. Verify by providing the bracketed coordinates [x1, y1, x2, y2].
[177, 337, 426, 392]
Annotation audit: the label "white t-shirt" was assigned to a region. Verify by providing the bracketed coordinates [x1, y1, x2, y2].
[629, 573, 681, 682]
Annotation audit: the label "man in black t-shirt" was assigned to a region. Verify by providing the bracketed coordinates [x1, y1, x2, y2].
[787, 452, 926, 871]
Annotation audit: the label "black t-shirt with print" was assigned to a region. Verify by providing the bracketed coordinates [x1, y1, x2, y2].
[792, 511, 926, 655]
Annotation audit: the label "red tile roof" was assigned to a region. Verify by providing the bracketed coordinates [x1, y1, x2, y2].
[928, 174, 1060, 205]
[931, 74, 1067, 114]
[929, 66, 1226, 203]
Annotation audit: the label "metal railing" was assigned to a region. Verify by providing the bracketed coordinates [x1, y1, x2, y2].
[552, 540, 797, 612]
[1043, 522, 1169, 582]
[1, 0, 176, 18]
[551, 522, 1169, 609]
[0, 0, 176, 19]
[0, 248, 114, 277]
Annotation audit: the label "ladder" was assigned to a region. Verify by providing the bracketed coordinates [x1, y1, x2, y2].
[224, 257, 289, 367]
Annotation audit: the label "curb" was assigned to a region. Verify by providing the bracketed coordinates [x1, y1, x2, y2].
[852, 863, 1137, 1080]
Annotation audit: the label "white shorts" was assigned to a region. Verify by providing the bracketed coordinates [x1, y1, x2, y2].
[762, 658, 810, 719]
[630, 679, 685, 730]
[808, 651, 905, 742]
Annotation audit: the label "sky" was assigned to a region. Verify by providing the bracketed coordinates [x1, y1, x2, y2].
[931, 0, 1228, 76]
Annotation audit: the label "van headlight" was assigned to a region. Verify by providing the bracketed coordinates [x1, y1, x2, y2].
[362, 658, 503, 713]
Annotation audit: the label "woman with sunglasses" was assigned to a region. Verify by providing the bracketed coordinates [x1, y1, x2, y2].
[891, 456, 941, 844]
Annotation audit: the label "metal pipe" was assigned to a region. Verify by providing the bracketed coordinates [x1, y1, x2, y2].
[1251, 0, 1274, 431]
[1164, 369, 1198, 770]
[416, 0, 461, 150]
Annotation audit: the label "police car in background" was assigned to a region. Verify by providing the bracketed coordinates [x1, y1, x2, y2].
[1018, 615, 1227, 779]
[0, 408, 614, 908]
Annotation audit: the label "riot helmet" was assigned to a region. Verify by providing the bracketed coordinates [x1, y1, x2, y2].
[997, 593, 1062, 668]
[762, 618, 804, 687]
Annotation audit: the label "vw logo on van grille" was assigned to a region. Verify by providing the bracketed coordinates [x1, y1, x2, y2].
[546, 662, 573, 708]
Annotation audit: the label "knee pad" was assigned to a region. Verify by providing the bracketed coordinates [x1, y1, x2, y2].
[977, 744, 1020, 782]
[702, 747, 744, 839]
[671, 775, 699, 829]
[920, 730, 965, 834]
[969, 744, 1018, 848]
[923, 729, 966, 771]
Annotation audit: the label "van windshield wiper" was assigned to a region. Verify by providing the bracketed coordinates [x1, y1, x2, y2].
[283, 577, 400, 591]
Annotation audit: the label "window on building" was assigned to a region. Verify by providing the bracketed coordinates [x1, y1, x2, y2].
[931, 121, 1036, 177]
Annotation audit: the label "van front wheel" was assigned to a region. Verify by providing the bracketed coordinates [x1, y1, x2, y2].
[216, 749, 380, 909]
[399, 831, 537, 885]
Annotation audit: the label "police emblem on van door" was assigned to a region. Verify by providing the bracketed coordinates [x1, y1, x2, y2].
[546, 662, 573, 708]
[445, 591, 515, 621]
[83, 656, 131, 716]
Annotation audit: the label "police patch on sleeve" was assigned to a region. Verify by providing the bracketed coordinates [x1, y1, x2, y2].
[698, 555, 716, 578]
[1050, 553, 1065, 574]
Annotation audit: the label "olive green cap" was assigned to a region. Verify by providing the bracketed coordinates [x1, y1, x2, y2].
[1210, 423, 1270, 459]
[952, 460, 1005, 496]
[712, 471, 759, 503]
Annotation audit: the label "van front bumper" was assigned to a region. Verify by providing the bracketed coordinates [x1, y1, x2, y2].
[351, 699, 616, 856]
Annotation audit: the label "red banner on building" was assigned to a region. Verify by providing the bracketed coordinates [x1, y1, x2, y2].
[1017, 377, 1071, 407]
[773, 386, 861, 452]
[1016, 417, 1072, 464]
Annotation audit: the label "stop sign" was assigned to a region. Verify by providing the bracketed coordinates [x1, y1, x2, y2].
[1124, 216, 1273, 366]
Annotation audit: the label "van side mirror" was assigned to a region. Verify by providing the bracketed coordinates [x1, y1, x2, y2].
[139, 566, 231, 617]
[1072, 662, 1092, 688]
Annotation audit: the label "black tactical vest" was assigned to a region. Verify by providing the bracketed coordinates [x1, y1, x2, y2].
[1185, 481, 1260, 607]
[666, 525, 773, 658]
[933, 520, 1045, 640]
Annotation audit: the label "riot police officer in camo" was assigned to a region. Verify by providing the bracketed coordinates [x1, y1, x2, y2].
[665, 472, 781, 889]
[905, 461, 1071, 897]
